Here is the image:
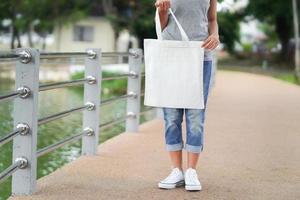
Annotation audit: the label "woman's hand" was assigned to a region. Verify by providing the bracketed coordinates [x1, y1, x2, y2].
[155, 0, 171, 13]
[202, 34, 220, 50]
[155, 0, 170, 30]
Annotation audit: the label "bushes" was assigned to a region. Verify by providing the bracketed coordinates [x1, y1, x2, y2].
[70, 71, 127, 99]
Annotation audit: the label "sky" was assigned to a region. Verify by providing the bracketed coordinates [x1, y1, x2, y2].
[217, 0, 249, 12]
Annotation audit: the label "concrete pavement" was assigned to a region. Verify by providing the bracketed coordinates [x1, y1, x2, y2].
[9, 70, 300, 200]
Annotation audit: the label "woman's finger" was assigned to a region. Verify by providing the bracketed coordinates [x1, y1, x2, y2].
[155, 1, 162, 9]
[202, 37, 212, 48]
[206, 38, 218, 49]
[205, 40, 215, 49]
[209, 40, 218, 49]
[165, 1, 170, 9]
[209, 40, 219, 50]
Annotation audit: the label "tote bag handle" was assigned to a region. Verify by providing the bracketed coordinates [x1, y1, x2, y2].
[155, 8, 189, 41]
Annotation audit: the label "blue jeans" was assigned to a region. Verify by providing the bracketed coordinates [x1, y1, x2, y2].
[162, 60, 212, 153]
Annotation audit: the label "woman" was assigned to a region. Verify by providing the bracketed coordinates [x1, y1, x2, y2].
[154, 0, 219, 191]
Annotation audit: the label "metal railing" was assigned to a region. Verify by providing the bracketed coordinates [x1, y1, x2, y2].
[0, 48, 157, 195]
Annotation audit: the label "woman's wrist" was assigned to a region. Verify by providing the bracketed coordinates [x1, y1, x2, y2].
[210, 33, 219, 39]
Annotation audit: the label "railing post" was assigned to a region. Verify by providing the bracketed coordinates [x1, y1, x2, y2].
[82, 49, 101, 155]
[12, 48, 39, 195]
[126, 48, 143, 133]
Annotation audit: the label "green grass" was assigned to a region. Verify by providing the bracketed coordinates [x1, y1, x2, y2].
[218, 64, 300, 86]
[272, 74, 299, 85]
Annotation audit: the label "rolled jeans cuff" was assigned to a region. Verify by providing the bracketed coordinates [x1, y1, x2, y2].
[184, 144, 203, 153]
[165, 141, 184, 151]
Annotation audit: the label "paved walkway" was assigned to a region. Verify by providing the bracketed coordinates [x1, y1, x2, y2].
[9, 71, 300, 200]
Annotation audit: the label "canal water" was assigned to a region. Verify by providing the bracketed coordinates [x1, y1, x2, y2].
[0, 68, 154, 200]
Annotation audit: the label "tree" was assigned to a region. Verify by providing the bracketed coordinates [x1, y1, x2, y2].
[218, 11, 243, 53]
[0, 0, 90, 49]
[0, 0, 23, 48]
[246, 0, 300, 61]
[292, 0, 300, 81]
[102, 0, 241, 52]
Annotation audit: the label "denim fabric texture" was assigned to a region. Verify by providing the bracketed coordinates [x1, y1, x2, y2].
[162, 60, 212, 153]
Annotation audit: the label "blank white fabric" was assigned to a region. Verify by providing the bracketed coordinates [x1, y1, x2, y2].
[143, 8, 205, 109]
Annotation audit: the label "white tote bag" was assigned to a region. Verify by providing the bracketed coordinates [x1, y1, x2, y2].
[143, 8, 205, 109]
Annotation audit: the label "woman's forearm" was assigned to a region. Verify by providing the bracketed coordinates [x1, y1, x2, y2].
[202, 0, 220, 49]
[208, 20, 219, 37]
[208, 0, 219, 37]
[158, 10, 169, 30]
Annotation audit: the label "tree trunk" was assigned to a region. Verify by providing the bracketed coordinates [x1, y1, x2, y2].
[11, 24, 21, 48]
[27, 23, 34, 47]
[102, 0, 113, 14]
[11, 25, 15, 49]
[16, 28, 21, 48]
[56, 23, 62, 51]
[11, 19, 16, 49]
[275, 16, 291, 60]
[42, 32, 47, 50]
[292, 0, 300, 82]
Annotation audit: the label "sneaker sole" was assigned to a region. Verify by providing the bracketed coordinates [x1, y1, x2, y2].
[185, 184, 202, 191]
[158, 180, 185, 189]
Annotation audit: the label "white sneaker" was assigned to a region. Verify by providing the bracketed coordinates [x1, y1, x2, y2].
[184, 168, 202, 191]
[158, 167, 185, 189]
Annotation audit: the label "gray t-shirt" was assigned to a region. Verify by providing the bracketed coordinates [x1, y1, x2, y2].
[161, 0, 214, 61]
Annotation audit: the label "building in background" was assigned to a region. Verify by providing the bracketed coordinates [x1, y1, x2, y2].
[49, 16, 116, 52]
[0, 16, 116, 52]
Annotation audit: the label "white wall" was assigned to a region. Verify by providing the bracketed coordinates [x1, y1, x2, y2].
[48, 17, 116, 52]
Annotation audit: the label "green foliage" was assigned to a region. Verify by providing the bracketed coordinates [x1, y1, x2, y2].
[245, 0, 300, 58]
[105, 0, 157, 47]
[106, 0, 240, 51]
[257, 22, 278, 49]
[0, 0, 90, 48]
[71, 71, 127, 98]
[242, 43, 252, 53]
[218, 11, 242, 53]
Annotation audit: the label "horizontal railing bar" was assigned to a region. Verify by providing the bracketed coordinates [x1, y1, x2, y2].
[39, 79, 87, 91]
[99, 115, 129, 129]
[0, 58, 20, 63]
[102, 71, 138, 81]
[0, 128, 22, 147]
[139, 108, 154, 116]
[101, 94, 133, 106]
[38, 105, 87, 125]
[99, 108, 154, 130]
[102, 52, 132, 58]
[0, 160, 22, 184]
[0, 53, 19, 63]
[40, 60, 84, 64]
[0, 90, 20, 102]
[102, 74, 130, 81]
[0, 53, 19, 59]
[0, 51, 137, 59]
[37, 129, 90, 157]
[0, 51, 140, 62]
[40, 52, 88, 59]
